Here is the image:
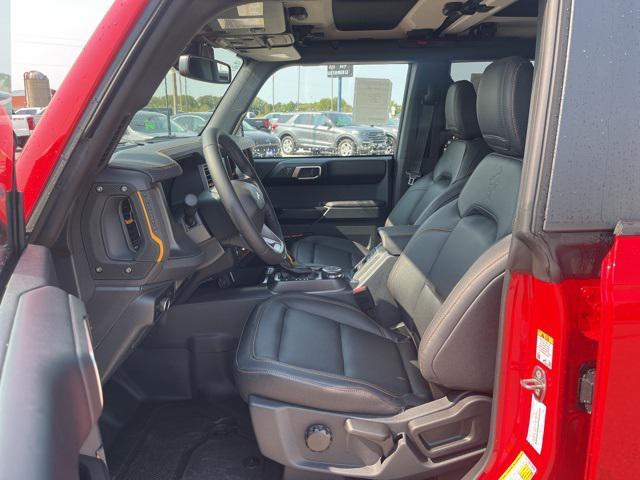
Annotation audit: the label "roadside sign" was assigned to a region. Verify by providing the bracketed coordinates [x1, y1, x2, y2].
[327, 64, 353, 78]
[352, 78, 392, 126]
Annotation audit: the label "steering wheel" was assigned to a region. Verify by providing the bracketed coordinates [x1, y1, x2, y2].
[202, 128, 287, 265]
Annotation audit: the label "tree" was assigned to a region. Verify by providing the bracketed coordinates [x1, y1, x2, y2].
[196, 95, 221, 111]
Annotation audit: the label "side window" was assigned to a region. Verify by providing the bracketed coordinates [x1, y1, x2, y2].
[450, 61, 491, 91]
[315, 114, 330, 126]
[294, 114, 313, 125]
[248, 63, 409, 158]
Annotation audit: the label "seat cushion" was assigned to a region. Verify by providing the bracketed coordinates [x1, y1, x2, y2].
[290, 235, 368, 271]
[235, 294, 431, 415]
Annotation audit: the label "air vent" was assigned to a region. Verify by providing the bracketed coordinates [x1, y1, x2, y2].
[121, 198, 143, 251]
[200, 163, 215, 190]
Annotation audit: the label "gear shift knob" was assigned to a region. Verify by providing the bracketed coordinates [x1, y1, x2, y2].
[184, 193, 198, 227]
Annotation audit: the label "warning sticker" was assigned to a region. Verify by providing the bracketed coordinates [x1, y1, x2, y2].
[526, 394, 546, 454]
[500, 451, 537, 480]
[536, 329, 554, 369]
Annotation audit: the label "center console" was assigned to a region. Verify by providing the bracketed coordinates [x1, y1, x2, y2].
[266, 265, 351, 295]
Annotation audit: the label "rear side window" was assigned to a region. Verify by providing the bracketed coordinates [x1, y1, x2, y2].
[294, 114, 314, 125]
[450, 61, 491, 91]
[248, 63, 409, 159]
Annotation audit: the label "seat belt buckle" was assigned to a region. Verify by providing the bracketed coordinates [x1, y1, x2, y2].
[406, 172, 421, 186]
[353, 285, 376, 316]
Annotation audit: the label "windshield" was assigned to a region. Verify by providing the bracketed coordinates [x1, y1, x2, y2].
[326, 113, 353, 127]
[242, 120, 257, 131]
[119, 48, 241, 145]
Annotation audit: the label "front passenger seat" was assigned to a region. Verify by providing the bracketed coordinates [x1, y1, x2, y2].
[290, 80, 489, 271]
[236, 56, 533, 414]
[235, 56, 533, 477]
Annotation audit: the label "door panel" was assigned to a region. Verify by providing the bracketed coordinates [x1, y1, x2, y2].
[0, 245, 104, 479]
[256, 155, 391, 244]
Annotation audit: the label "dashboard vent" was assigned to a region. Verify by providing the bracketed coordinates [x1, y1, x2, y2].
[201, 163, 215, 190]
[121, 198, 143, 251]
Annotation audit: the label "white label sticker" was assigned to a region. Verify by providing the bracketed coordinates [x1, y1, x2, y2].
[536, 329, 554, 369]
[500, 451, 537, 480]
[237, 2, 263, 16]
[352, 78, 392, 126]
[526, 394, 546, 454]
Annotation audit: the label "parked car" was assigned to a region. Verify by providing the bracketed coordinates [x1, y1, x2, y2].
[241, 120, 281, 157]
[380, 117, 399, 154]
[14, 107, 47, 116]
[172, 112, 211, 132]
[121, 110, 196, 143]
[11, 109, 46, 147]
[264, 112, 294, 130]
[275, 111, 387, 156]
[243, 115, 272, 132]
[173, 113, 280, 157]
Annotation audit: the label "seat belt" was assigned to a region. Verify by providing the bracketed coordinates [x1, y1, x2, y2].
[405, 93, 436, 186]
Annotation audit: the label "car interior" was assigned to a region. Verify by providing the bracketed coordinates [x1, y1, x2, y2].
[32, 1, 542, 479]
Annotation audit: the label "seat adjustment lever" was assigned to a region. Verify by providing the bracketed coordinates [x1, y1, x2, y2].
[345, 418, 395, 458]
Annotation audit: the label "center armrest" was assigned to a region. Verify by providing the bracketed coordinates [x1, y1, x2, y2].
[377, 225, 420, 256]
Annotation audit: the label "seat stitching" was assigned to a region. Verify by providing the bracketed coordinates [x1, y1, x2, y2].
[235, 367, 402, 412]
[430, 273, 504, 385]
[247, 298, 405, 396]
[510, 61, 526, 151]
[338, 324, 346, 376]
[421, 249, 509, 354]
[276, 306, 287, 362]
[240, 356, 407, 398]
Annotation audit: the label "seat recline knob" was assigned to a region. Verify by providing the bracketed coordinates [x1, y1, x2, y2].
[305, 424, 332, 452]
[321, 265, 343, 279]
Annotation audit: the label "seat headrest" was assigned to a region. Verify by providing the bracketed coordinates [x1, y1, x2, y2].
[445, 80, 481, 140]
[477, 56, 533, 158]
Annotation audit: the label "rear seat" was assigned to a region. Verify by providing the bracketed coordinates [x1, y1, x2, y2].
[291, 80, 489, 271]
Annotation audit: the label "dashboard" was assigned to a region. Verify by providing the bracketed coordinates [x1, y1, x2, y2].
[76, 136, 250, 380]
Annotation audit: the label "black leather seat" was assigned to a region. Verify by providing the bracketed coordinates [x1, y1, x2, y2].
[290, 80, 489, 271]
[236, 57, 533, 415]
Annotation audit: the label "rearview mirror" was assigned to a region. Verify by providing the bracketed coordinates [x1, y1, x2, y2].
[178, 55, 231, 84]
[324, 120, 333, 128]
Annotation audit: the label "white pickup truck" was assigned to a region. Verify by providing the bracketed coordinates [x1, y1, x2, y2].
[11, 108, 45, 147]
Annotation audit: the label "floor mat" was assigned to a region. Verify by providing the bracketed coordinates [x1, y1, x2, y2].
[107, 401, 280, 480]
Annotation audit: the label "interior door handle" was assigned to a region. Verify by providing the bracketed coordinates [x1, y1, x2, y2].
[292, 165, 322, 180]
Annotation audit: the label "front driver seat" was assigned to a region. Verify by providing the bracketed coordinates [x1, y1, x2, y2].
[290, 80, 488, 272]
[235, 57, 532, 473]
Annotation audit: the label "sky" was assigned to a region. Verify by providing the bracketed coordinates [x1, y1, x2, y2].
[3, 0, 485, 106]
[8, 0, 113, 91]
[4, 0, 409, 106]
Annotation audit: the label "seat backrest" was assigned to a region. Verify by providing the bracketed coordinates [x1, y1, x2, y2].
[386, 80, 489, 227]
[387, 56, 534, 393]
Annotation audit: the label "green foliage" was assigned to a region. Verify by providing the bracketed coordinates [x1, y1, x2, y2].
[0, 73, 10, 92]
[146, 94, 220, 114]
[250, 97, 353, 116]
[145, 94, 399, 118]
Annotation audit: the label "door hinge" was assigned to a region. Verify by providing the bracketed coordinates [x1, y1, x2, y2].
[578, 367, 596, 414]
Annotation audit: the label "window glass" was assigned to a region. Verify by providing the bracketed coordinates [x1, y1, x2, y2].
[295, 114, 314, 125]
[119, 48, 242, 146]
[247, 63, 408, 158]
[450, 61, 491, 91]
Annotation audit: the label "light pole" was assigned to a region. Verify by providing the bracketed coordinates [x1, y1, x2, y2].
[296, 65, 300, 109]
